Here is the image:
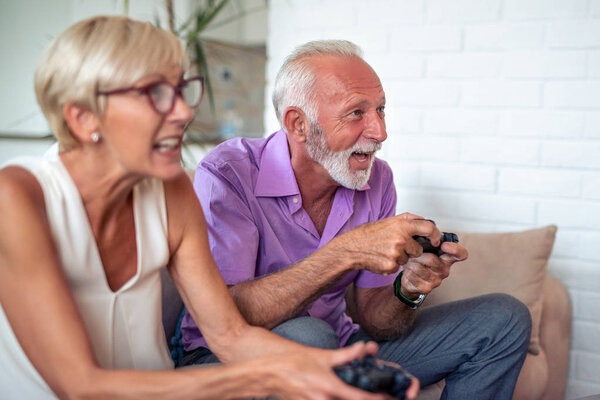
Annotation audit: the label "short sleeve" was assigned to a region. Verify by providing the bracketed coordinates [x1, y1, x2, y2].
[193, 163, 259, 284]
[378, 160, 397, 220]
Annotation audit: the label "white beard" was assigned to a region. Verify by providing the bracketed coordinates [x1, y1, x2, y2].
[305, 123, 381, 189]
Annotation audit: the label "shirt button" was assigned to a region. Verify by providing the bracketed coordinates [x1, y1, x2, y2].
[293, 197, 299, 204]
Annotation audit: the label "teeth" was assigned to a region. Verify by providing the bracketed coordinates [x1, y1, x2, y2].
[154, 138, 180, 152]
[353, 152, 368, 161]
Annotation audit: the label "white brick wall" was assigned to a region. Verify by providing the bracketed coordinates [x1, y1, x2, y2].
[504, 0, 588, 20]
[465, 23, 546, 50]
[499, 110, 585, 138]
[266, 1, 600, 397]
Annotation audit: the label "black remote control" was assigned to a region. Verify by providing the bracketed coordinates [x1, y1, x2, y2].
[413, 232, 459, 256]
[334, 356, 412, 399]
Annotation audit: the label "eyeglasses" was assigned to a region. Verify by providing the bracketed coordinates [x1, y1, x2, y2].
[97, 76, 204, 115]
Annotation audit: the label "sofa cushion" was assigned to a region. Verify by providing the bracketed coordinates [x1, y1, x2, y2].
[424, 225, 557, 354]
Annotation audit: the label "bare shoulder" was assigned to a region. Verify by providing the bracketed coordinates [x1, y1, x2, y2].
[0, 165, 45, 212]
[163, 171, 196, 206]
[162, 171, 207, 252]
[163, 171, 204, 219]
[0, 165, 54, 279]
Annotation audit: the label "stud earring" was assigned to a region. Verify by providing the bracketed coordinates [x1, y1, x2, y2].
[90, 132, 100, 143]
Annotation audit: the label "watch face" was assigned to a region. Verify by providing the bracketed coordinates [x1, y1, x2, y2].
[416, 294, 427, 304]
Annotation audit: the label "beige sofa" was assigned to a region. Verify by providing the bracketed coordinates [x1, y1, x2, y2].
[417, 225, 571, 400]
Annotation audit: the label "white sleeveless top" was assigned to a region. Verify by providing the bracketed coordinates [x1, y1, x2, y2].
[0, 157, 174, 399]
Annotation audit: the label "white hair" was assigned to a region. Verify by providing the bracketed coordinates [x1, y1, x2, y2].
[271, 40, 364, 130]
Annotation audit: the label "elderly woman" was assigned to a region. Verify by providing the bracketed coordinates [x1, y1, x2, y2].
[0, 15, 418, 400]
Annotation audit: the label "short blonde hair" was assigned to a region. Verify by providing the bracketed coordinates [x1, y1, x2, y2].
[34, 15, 186, 150]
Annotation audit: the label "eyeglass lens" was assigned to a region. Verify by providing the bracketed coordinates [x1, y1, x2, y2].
[149, 84, 175, 113]
[182, 79, 203, 108]
[149, 79, 203, 114]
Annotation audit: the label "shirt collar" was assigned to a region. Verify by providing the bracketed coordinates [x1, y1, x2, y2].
[357, 180, 371, 191]
[255, 130, 300, 197]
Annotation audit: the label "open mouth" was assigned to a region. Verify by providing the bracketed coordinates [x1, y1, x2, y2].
[153, 137, 181, 153]
[352, 151, 370, 162]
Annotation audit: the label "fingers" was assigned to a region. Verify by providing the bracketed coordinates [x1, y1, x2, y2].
[328, 341, 378, 367]
[372, 359, 420, 400]
[322, 344, 392, 400]
[392, 215, 441, 248]
[332, 383, 390, 400]
[406, 377, 420, 400]
[336, 387, 391, 400]
[338, 213, 452, 276]
[401, 257, 449, 294]
[363, 341, 379, 357]
[334, 353, 419, 400]
[439, 242, 468, 262]
[372, 217, 443, 272]
[399, 238, 424, 262]
[324, 347, 417, 400]
[397, 212, 424, 220]
[409, 219, 441, 247]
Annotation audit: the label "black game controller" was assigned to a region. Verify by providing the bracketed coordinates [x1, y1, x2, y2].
[413, 232, 459, 256]
[334, 356, 412, 399]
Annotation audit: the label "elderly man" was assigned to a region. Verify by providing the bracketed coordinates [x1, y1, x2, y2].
[181, 40, 531, 398]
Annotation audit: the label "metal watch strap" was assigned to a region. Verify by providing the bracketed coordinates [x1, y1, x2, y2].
[393, 271, 427, 309]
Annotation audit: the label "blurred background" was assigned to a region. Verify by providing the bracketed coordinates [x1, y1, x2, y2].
[0, 0, 269, 163]
[1, 1, 600, 398]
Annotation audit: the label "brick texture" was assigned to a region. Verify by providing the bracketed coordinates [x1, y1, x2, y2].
[266, 1, 600, 396]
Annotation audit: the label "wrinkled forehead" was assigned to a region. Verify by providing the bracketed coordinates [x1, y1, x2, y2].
[311, 56, 384, 103]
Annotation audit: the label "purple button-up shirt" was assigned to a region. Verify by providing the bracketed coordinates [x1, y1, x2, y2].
[181, 130, 399, 350]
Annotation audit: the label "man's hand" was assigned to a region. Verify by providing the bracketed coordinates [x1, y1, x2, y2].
[399, 240, 468, 299]
[347, 215, 467, 340]
[327, 213, 442, 276]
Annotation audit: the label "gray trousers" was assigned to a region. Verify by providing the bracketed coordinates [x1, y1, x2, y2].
[181, 293, 531, 400]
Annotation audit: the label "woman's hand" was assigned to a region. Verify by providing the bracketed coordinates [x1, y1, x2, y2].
[376, 358, 420, 400]
[260, 341, 419, 400]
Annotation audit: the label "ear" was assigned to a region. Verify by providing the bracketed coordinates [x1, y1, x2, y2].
[283, 107, 310, 143]
[62, 103, 101, 144]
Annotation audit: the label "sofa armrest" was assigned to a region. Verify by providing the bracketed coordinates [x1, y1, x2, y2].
[418, 274, 572, 400]
[539, 274, 571, 400]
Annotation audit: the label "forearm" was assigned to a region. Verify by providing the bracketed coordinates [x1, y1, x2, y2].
[66, 361, 279, 400]
[357, 249, 465, 341]
[219, 324, 307, 363]
[356, 286, 418, 341]
[229, 245, 355, 329]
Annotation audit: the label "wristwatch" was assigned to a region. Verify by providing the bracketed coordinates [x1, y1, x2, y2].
[393, 271, 427, 309]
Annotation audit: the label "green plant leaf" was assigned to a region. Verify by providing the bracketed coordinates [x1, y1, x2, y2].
[196, 0, 229, 31]
[193, 40, 215, 113]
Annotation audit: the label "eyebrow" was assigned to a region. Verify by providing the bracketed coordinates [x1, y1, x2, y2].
[138, 68, 186, 85]
[340, 96, 386, 113]
[134, 74, 166, 86]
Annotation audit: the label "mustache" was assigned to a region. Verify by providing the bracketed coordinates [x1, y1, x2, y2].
[346, 141, 382, 154]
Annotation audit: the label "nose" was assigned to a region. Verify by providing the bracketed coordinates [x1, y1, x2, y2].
[171, 94, 194, 124]
[363, 109, 387, 143]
